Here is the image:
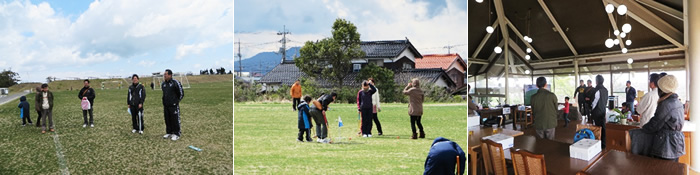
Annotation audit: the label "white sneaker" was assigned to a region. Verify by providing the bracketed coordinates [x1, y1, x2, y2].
[139, 131, 143, 134]
[368, 134, 372, 138]
[83, 124, 87, 128]
[317, 138, 323, 143]
[362, 134, 368, 138]
[324, 138, 331, 143]
[132, 129, 137, 133]
[163, 134, 171, 139]
[90, 124, 94, 128]
[171, 135, 179, 141]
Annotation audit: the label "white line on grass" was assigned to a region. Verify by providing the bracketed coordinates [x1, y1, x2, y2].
[51, 126, 70, 175]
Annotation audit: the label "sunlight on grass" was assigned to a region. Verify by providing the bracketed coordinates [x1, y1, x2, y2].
[234, 102, 467, 174]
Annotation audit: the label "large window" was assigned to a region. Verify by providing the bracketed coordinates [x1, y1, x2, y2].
[554, 74, 575, 103]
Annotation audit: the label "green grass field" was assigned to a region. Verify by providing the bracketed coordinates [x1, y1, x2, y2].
[234, 102, 467, 174]
[0, 81, 233, 174]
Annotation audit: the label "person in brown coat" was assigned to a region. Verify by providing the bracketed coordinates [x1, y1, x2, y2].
[403, 78, 425, 139]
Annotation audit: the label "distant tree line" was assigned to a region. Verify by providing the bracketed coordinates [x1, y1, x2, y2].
[200, 67, 232, 75]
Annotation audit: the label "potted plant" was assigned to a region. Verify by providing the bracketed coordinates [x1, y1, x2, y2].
[612, 108, 629, 125]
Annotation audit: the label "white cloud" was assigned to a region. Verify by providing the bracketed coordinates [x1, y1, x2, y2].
[138, 60, 156, 67]
[0, 0, 233, 82]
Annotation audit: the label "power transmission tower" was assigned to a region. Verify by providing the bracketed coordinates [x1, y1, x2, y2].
[236, 39, 242, 77]
[277, 25, 291, 63]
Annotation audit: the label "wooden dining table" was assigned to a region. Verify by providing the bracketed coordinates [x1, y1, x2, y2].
[579, 149, 687, 175]
[511, 135, 603, 175]
[467, 126, 524, 175]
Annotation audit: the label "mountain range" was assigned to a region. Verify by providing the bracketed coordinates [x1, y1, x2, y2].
[233, 47, 300, 75]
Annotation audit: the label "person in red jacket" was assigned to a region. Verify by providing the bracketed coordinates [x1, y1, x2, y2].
[563, 97, 570, 127]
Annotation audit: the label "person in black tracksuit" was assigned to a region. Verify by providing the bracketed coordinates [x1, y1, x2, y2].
[162, 69, 184, 141]
[128, 74, 146, 134]
[79, 79, 96, 127]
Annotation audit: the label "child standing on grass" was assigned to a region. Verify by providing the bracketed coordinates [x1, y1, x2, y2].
[563, 97, 570, 127]
[18, 96, 32, 126]
[297, 96, 313, 142]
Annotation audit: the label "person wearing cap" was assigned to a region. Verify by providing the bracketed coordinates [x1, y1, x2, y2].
[640, 75, 685, 162]
[531, 77, 558, 140]
[36, 83, 54, 134]
[637, 73, 661, 126]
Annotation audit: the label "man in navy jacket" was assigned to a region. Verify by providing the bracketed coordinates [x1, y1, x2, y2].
[424, 137, 465, 175]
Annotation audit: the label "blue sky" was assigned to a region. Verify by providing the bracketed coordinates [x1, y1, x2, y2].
[0, 0, 233, 82]
[233, 0, 467, 62]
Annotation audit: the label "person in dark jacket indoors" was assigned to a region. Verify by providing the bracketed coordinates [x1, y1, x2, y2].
[423, 137, 466, 175]
[297, 96, 313, 142]
[590, 75, 609, 149]
[79, 79, 96, 128]
[357, 80, 377, 138]
[18, 96, 32, 126]
[309, 92, 337, 143]
[626, 80, 637, 115]
[161, 69, 184, 141]
[128, 74, 146, 134]
[641, 75, 685, 162]
[574, 80, 586, 117]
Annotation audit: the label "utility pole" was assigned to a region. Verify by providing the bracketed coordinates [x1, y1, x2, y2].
[277, 25, 291, 63]
[236, 39, 242, 77]
[443, 42, 456, 54]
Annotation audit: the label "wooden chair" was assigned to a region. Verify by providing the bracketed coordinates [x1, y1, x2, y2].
[481, 139, 508, 175]
[510, 148, 547, 175]
[514, 108, 533, 129]
[576, 124, 602, 140]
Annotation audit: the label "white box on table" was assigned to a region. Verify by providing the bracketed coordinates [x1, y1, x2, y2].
[468, 116, 480, 127]
[482, 133, 515, 159]
[569, 139, 601, 161]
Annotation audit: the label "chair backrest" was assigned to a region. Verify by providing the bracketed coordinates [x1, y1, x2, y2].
[510, 148, 547, 175]
[576, 124, 601, 140]
[482, 139, 508, 175]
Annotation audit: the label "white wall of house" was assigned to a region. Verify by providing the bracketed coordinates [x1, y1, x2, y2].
[394, 49, 417, 63]
[434, 77, 448, 88]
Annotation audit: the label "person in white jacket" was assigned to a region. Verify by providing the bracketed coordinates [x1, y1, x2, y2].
[636, 73, 661, 126]
[369, 78, 383, 135]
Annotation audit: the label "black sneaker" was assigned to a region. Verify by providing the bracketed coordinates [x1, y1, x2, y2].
[378, 132, 383, 136]
[297, 139, 303, 142]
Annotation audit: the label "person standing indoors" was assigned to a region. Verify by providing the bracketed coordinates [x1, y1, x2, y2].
[161, 69, 184, 141]
[36, 84, 54, 134]
[574, 80, 586, 117]
[368, 78, 383, 135]
[530, 77, 558, 140]
[128, 75, 146, 134]
[637, 74, 661, 126]
[584, 80, 595, 121]
[290, 80, 302, 111]
[79, 79, 96, 128]
[626, 80, 637, 115]
[357, 80, 376, 137]
[403, 78, 425, 139]
[590, 75, 609, 149]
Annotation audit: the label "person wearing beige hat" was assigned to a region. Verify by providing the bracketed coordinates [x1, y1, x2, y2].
[640, 75, 685, 162]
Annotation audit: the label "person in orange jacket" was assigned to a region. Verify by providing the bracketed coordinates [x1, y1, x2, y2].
[290, 80, 302, 111]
